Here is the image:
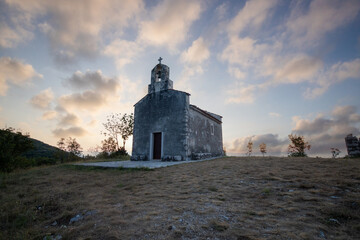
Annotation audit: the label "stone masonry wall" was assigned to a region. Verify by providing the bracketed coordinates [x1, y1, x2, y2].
[131, 89, 189, 161]
[187, 107, 223, 160]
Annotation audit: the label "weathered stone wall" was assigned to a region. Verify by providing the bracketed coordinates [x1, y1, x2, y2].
[131, 89, 189, 161]
[345, 134, 360, 156]
[187, 106, 223, 159]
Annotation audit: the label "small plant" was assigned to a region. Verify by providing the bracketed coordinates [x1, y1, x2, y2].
[210, 220, 229, 232]
[259, 143, 267, 157]
[262, 188, 271, 195]
[288, 134, 311, 157]
[208, 186, 218, 192]
[330, 148, 341, 158]
[246, 140, 253, 156]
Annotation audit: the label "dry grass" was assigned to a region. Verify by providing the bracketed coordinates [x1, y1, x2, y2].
[1, 157, 360, 239]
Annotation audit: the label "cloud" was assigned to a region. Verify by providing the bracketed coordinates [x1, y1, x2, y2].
[3, 0, 144, 64]
[269, 112, 280, 118]
[227, 105, 360, 156]
[181, 37, 210, 64]
[42, 111, 57, 120]
[292, 116, 333, 135]
[225, 83, 258, 104]
[30, 88, 54, 109]
[103, 40, 143, 69]
[286, 0, 360, 47]
[52, 126, 88, 138]
[176, 65, 204, 93]
[227, 0, 278, 36]
[65, 70, 120, 94]
[41, 70, 136, 146]
[228, 133, 288, 155]
[87, 119, 97, 127]
[215, 2, 228, 20]
[0, 0, 35, 49]
[228, 67, 246, 80]
[293, 106, 360, 136]
[221, 36, 268, 67]
[177, 37, 210, 92]
[138, 0, 202, 51]
[59, 113, 81, 126]
[221, 0, 360, 103]
[59, 91, 107, 111]
[292, 105, 360, 155]
[332, 105, 358, 119]
[0, 57, 42, 96]
[274, 55, 323, 84]
[58, 70, 122, 112]
[0, 22, 29, 48]
[304, 58, 360, 98]
[49, 70, 116, 138]
[221, 0, 279, 74]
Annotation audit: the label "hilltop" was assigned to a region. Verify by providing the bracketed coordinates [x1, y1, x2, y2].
[1, 156, 359, 239]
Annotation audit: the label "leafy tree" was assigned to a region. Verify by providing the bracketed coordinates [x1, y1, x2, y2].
[56, 137, 82, 161]
[288, 134, 311, 157]
[330, 148, 341, 158]
[57, 138, 66, 151]
[57, 137, 68, 162]
[0, 127, 34, 172]
[259, 143, 267, 157]
[246, 140, 253, 156]
[101, 137, 117, 154]
[102, 113, 134, 150]
[66, 137, 82, 156]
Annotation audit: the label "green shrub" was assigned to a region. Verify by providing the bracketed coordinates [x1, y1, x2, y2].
[109, 148, 128, 158]
[0, 128, 34, 172]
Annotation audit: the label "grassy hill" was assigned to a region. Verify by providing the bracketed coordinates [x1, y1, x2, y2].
[1, 157, 359, 239]
[23, 138, 62, 159]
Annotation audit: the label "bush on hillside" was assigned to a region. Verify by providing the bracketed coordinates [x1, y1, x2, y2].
[0, 128, 34, 172]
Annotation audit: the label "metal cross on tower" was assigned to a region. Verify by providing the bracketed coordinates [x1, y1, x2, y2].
[158, 57, 163, 64]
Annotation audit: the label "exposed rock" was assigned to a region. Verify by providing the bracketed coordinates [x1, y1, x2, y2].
[69, 214, 83, 224]
[43, 235, 62, 240]
[84, 210, 97, 216]
[345, 134, 360, 156]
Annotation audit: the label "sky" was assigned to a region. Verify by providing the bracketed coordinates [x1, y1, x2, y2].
[0, 0, 360, 157]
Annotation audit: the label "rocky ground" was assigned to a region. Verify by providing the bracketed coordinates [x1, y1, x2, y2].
[1, 157, 360, 239]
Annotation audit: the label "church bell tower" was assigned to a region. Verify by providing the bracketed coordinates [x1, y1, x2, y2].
[148, 57, 173, 94]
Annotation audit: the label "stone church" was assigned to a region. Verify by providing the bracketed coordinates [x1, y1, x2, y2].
[131, 59, 223, 161]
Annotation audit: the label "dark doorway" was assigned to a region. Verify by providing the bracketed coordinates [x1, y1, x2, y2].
[153, 132, 162, 159]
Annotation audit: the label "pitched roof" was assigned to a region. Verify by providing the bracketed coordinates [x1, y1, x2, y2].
[189, 104, 222, 124]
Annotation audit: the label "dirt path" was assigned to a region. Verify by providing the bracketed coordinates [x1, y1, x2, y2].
[76, 157, 219, 169]
[1, 157, 359, 239]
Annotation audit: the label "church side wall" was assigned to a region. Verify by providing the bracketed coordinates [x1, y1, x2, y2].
[187, 109, 223, 159]
[131, 90, 189, 160]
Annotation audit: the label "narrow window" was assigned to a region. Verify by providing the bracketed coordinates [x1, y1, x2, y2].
[156, 71, 162, 82]
[210, 124, 214, 135]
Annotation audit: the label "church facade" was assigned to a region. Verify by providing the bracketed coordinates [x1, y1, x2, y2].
[131, 60, 223, 161]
